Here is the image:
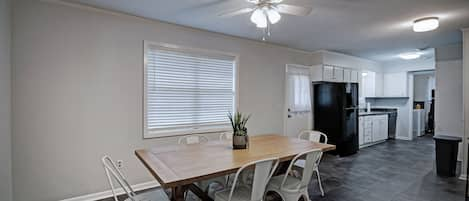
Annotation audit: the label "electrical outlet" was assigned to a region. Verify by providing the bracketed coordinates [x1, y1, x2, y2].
[116, 160, 124, 168]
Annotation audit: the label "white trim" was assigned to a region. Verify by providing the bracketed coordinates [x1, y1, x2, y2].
[459, 174, 467, 180]
[60, 181, 160, 201]
[396, 136, 412, 141]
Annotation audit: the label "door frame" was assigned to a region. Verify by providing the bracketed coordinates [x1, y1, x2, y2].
[283, 64, 313, 136]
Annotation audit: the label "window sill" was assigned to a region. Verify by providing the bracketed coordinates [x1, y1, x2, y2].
[144, 126, 231, 139]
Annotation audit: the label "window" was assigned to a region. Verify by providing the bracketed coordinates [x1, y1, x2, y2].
[144, 42, 237, 138]
[287, 66, 311, 113]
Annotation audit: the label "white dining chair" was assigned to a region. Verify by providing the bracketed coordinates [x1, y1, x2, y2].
[178, 134, 227, 197]
[295, 130, 328, 196]
[219, 131, 233, 141]
[101, 156, 170, 201]
[178, 135, 209, 145]
[266, 149, 322, 201]
[214, 157, 280, 201]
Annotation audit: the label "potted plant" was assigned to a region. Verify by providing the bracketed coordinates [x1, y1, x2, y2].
[228, 111, 251, 149]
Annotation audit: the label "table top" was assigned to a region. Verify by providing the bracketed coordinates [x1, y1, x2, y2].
[135, 134, 336, 188]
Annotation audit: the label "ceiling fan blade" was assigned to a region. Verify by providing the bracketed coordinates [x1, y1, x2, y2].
[278, 0, 313, 6]
[218, 7, 254, 17]
[276, 4, 312, 16]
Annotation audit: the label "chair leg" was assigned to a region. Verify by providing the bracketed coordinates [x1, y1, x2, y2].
[303, 193, 311, 201]
[315, 169, 325, 197]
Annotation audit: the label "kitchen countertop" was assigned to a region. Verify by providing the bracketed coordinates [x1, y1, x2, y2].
[359, 108, 397, 116]
[359, 111, 392, 116]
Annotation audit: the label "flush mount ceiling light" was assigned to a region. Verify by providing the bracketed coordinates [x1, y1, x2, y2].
[399, 51, 423, 60]
[413, 17, 439, 32]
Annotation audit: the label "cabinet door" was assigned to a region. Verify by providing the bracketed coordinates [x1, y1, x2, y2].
[363, 71, 376, 97]
[383, 72, 407, 97]
[359, 116, 364, 146]
[378, 116, 388, 141]
[323, 66, 334, 82]
[351, 70, 359, 83]
[333, 67, 344, 82]
[372, 115, 388, 142]
[310, 65, 323, 82]
[371, 116, 380, 142]
[363, 116, 373, 143]
[343, 69, 351, 83]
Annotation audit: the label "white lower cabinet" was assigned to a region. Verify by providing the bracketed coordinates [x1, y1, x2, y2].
[358, 116, 364, 146]
[359, 114, 388, 148]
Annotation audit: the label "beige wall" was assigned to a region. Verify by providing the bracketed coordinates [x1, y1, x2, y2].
[435, 44, 463, 161]
[11, 0, 312, 200]
[435, 60, 464, 159]
[0, 0, 12, 200]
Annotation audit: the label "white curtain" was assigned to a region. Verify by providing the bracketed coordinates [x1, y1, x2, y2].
[288, 67, 311, 113]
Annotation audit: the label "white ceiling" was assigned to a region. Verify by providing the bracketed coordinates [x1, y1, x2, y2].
[66, 0, 469, 62]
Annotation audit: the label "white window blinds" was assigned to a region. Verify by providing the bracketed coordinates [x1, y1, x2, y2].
[144, 43, 236, 138]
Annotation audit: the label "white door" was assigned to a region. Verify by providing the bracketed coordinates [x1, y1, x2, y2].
[284, 64, 312, 137]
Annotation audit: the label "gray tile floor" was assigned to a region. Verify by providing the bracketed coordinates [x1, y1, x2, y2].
[100, 135, 466, 201]
[308, 135, 466, 201]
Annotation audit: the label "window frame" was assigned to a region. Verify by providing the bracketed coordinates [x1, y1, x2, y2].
[143, 41, 239, 139]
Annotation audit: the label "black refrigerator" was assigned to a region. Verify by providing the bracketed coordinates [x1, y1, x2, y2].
[313, 82, 359, 156]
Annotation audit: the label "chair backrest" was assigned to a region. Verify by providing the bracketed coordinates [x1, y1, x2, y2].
[298, 130, 327, 164]
[102, 156, 136, 201]
[227, 158, 280, 201]
[178, 135, 209, 145]
[281, 149, 322, 192]
[219, 131, 233, 141]
[298, 130, 328, 144]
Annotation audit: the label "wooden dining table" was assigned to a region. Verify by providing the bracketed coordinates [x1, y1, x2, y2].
[135, 134, 336, 201]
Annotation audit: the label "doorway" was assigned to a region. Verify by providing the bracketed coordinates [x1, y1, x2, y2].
[284, 64, 312, 137]
[412, 70, 435, 138]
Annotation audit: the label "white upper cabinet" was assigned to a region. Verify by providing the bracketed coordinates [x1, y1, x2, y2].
[362, 71, 376, 97]
[343, 69, 351, 82]
[333, 67, 344, 82]
[323, 65, 334, 82]
[351, 70, 359, 83]
[310, 64, 359, 83]
[383, 72, 408, 97]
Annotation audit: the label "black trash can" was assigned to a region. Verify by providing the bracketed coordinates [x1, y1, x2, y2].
[433, 135, 462, 177]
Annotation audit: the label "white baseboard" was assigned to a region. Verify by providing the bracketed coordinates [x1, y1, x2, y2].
[60, 181, 160, 201]
[459, 174, 467, 181]
[395, 136, 412, 141]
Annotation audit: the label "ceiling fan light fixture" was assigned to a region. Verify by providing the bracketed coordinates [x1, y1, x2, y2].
[413, 17, 439, 32]
[250, 9, 267, 28]
[267, 9, 281, 24]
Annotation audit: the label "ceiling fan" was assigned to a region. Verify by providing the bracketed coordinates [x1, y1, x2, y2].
[218, 0, 313, 29]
